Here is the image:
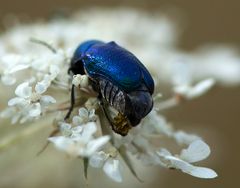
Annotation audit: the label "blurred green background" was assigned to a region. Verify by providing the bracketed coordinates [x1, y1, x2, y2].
[0, 0, 240, 188]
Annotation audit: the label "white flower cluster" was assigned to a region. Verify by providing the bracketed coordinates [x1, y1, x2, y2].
[48, 122, 110, 158]
[49, 106, 123, 182]
[2, 7, 238, 183]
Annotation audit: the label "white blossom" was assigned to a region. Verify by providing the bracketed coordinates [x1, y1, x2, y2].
[174, 78, 216, 99]
[48, 122, 110, 157]
[0, 54, 31, 85]
[173, 131, 201, 145]
[72, 107, 97, 125]
[7, 81, 56, 122]
[72, 74, 89, 88]
[157, 140, 217, 179]
[90, 151, 123, 182]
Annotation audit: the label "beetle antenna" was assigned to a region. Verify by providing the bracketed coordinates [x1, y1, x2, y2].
[29, 37, 57, 53]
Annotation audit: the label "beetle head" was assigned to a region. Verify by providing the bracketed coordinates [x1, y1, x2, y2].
[126, 89, 153, 126]
[69, 40, 104, 75]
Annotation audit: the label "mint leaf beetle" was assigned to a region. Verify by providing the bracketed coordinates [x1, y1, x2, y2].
[67, 40, 154, 136]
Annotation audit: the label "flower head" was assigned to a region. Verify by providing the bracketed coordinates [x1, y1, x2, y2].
[0, 8, 228, 183]
[157, 140, 217, 179]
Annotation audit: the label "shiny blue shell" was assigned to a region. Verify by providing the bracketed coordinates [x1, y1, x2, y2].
[73, 40, 154, 94]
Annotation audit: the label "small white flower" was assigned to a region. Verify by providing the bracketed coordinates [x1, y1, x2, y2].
[58, 122, 73, 136]
[7, 81, 56, 121]
[85, 97, 99, 110]
[173, 131, 201, 145]
[72, 74, 89, 88]
[180, 139, 210, 163]
[1, 74, 16, 85]
[72, 107, 97, 125]
[157, 140, 217, 179]
[171, 61, 192, 86]
[174, 78, 215, 99]
[0, 54, 32, 85]
[49, 122, 110, 157]
[89, 151, 108, 168]
[141, 110, 173, 136]
[89, 151, 123, 182]
[103, 158, 122, 182]
[49, 65, 60, 79]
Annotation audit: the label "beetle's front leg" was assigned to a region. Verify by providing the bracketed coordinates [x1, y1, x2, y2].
[64, 84, 75, 120]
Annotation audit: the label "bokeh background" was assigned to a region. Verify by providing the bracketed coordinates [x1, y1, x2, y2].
[0, 0, 240, 188]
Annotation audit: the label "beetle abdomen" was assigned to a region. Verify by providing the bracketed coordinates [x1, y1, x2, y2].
[99, 79, 127, 115]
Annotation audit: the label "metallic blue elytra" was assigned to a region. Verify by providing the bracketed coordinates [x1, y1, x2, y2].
[69, 40, 155, 136]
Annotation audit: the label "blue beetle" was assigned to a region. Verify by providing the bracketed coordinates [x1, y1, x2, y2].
[67, 40, 154, 136]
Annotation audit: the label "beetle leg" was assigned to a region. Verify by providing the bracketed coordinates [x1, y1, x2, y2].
[98, 95, 114, 126]
[64, 84, 75, 120]
[98, 95, 111, 121]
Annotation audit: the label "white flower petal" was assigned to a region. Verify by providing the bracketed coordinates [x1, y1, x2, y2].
[72, 116, 85, 125]
[1, 54, 20, 65]
[78, 107, 89, 119]
[71, 126, 83, 136]
[11, 113, 21, 124]
[180, 140, 210, 163]
[89, 151, 108, 168]
[174, 85, 190, 96]
[85, 136, 110, 156]
[50, 64, 60, 78]
[186, 166, 218, 179]
[144, 111, 173, 136]
[162, 154, 217, 179]
[8, 64, 30, 74]
[15, 82, 32, 98]
[1, 74, 16, 85]
[158, 148, 172, 157]
[8, 97, 26, 106]
[172, 61, 191, 86]
[187, 78, 215, 99]
[72, 74, 81, 86]
[85, 98, 99, 110]
[20, 116, 31, 124]
[0, 108, 14, 118]
[164, 155, 193, 170]
[29, 103, 41, 117]
[174, 131, 201, 145]
[48, 136, 73, 151]
[59, 122, 72, 136]
[72, 74, 89, 87]
[103, 159, 122, 182]
[81, 122, 97, 141]
[40, 95, 56, 105]
[79, 75, 89, 87]
[35, 82, 48, 94]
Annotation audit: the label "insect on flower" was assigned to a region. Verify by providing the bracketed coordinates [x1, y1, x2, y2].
[67, 40, 155, 136]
